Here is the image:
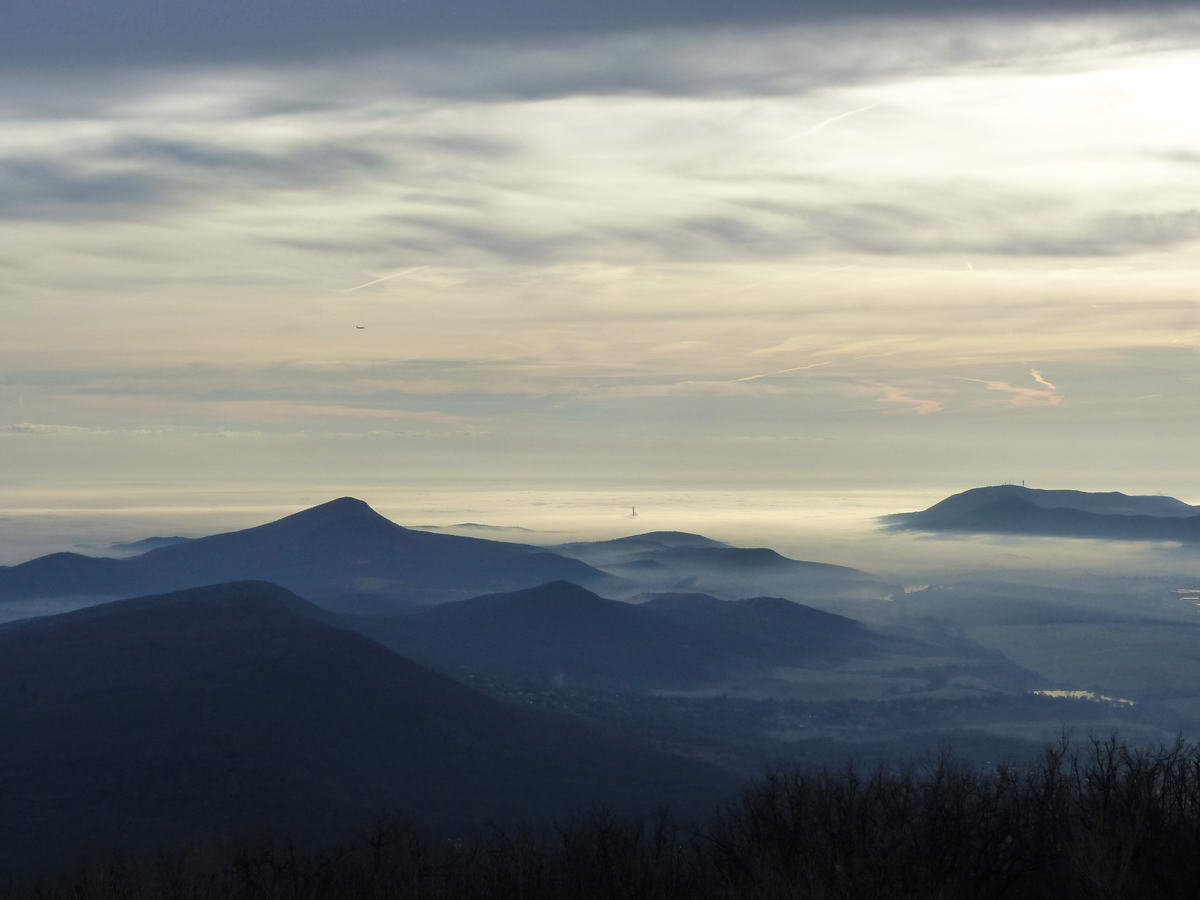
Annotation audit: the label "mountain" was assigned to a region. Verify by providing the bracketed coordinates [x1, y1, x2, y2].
[898, 485, 1200, 519]
[637, 591, 727, 610]
[647, 593, 879, 660]
[0, 497, 610, 610]
[884, 486, 1200, 543]
[358, 580, 881, 690]
[107, 535, 192, 555]
[0, 581, 733, 873]
[412, 523, 539, 533]
[552, 531, 732, 565]
[642, 546, 861, 577]
[551, 531, 869, 599]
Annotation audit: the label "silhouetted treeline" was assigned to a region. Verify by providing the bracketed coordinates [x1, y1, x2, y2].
[11, 735, 1200, 899]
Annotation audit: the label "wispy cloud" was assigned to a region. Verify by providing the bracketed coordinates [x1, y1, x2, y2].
[1029, 367, 1057, 390]
[3, 422, 94, 435]
[866, 383, 944, 415]
[960, 377, 1063, 407]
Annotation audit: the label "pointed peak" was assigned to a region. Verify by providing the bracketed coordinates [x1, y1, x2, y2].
[242, 496, 405, 539]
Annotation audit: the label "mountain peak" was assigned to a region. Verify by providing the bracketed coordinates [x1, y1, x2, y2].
[265, 496, 401, 532]
[304, 496, 378, 516]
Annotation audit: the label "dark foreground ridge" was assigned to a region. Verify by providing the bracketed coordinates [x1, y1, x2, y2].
[884, 484, 1200, 542]
[10, 736, 1200, 899]
[0, 581, 733, 875]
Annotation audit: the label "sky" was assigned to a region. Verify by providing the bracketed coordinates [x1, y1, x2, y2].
[4, 1, 1200, 497]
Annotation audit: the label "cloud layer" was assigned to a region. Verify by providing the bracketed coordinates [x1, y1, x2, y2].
[4, 6, 1200, 492]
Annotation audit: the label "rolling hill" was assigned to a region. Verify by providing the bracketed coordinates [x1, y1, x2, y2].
[551, 531, 870, 599]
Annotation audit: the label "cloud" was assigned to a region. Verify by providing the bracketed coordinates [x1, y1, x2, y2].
[4, 8, 1199, 112]
[603, 380, 791, 397]
[0, 158, 175, 221]
[707, 200, 1200, 260]
[106, 137, 390, 186]
[3, 422, 94, 435]
[5, 1, 1197, 76]
[0, 136, 392, 222]
[866, 383, 944, 415]
[960, 377, 1063, 407]
[1030, 368, 1058, 390]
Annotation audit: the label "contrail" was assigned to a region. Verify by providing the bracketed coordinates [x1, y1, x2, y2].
[786, 105, 877, 141]
[729, 362, 831, 383]
[1029, 368, 1057, 391]
[342, 266, 427, 293]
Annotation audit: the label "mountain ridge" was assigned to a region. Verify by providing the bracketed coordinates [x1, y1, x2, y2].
[884, 485, 1200, 542]
[0, 497, 610, 609]
[357, 580, 881, 690]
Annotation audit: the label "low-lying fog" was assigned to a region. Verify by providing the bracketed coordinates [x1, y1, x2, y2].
[2, 483, 1195, 583]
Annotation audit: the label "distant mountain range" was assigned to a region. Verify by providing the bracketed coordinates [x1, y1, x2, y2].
[107, 535, 192, 555]
[0, 498, 609, 610]
[411, 523, 541, 534]
[883, 485, 1200, 543]
[358, 580, 888, 691]
[0, 581, 733, 873]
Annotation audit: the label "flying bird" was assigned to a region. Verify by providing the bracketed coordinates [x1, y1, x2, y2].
[355, 325, 366, 330]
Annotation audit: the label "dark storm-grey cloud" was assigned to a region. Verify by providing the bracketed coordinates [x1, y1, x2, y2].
[4, 0, 1194, 71]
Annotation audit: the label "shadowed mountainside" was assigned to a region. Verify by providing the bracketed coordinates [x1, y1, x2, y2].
[552, 531, 732, 564]
[0, 580, 733, 874]
[550, 531, 871, 601]
[357, 580, 887, 690]
[0, 498, 609, 609]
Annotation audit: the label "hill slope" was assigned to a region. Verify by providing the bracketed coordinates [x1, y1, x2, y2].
[551, 531, 870, 600]
[0, 581, 733, 873]
[360, 580, 880, 690]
